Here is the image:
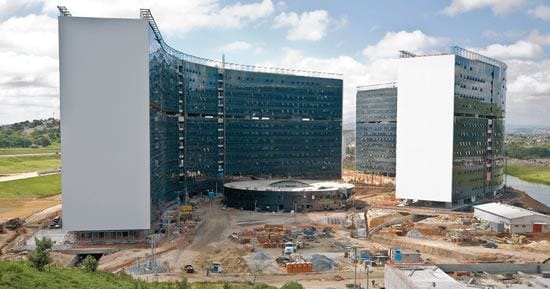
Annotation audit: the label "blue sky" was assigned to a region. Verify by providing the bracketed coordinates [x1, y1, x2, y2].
[0, 0, 549, 127]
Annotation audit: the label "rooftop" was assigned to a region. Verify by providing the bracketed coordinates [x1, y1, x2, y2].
[357, 82, 397, 91]
[387, 265, 468, 289]
[474, 202, 550, 220]
[224, 179, 354, 192]
[399, 46, 507, 70]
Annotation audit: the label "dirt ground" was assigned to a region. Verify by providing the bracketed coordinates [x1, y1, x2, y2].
[102, 197, 546, 288]
[0, 194, 61, 222]
[132, 201, 387, 288]
[2, 180, 548, 288]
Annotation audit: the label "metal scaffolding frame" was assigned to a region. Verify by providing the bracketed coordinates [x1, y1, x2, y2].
[57, 6, 72, 16]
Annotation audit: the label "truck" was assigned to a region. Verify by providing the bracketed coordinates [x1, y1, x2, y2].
[283, 241, 296, 254]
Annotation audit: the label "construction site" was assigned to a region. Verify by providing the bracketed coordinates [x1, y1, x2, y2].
[1, 7, 548, 289]
[1, 169, 549, 288]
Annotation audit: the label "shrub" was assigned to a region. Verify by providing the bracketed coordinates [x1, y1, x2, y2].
[280, 281, 304, 289]
[83, 255, 98, 272]
[28, 237, 53, 271]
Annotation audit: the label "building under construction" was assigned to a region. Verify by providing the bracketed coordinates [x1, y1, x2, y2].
[355, 83, 397, 176]
[59, 8, 343, 238]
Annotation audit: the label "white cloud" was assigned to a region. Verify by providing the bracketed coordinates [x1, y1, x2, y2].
[0, 13, 59, 124]
[528, 4, 550, 20]
[0, 0, 39, 15]
[217, 41, 252, 53]
[362, 30, 447, 59]
[443, 0, 525, 16]
[470, 40, 544, 59]
[273, 10, 330, 41]
[0, 51, 59, 124]
[0, 14, 57, 57]
[40, 0, 274, 34]
[526, 30, 550, 46]
[506, 59, 550, 126]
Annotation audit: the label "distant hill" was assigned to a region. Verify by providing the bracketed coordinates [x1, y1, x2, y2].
[0, 119, 60, 148]
[507, 125, 550, 135]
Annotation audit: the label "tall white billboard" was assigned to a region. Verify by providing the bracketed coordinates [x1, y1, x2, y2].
[396, 55, 455, 203]
[59, 17, 150, 231]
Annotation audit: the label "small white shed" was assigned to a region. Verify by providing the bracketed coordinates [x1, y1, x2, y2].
[473, 203, 550, 234]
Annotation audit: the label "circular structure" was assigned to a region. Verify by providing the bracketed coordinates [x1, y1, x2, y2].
[224, 179, 354, 212]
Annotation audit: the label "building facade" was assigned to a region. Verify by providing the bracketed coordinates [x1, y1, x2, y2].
[396, 47, 506, 207]
[356, 83, 397, 176]
[59, 9, 343, 235]
[224, 179, 353, 212]
[473, 203, 550, 233]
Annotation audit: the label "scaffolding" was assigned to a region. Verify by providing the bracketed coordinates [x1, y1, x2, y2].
[57, 6, 72, 16]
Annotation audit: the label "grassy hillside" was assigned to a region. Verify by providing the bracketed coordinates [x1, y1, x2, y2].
[0, 119, 60, 149]
[0, 174, 61, 199]
[506, 163, 550, 186]
[506, 143, 550, 159]
[0, 155, 60, 174]
[0, 261, 276, 289]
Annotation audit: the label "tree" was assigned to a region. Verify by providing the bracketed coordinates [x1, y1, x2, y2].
[280, 281, 304, 289]
[83, 255, 98, 272]
[37, 136, 51, 147]
[28, 237, 53, 271]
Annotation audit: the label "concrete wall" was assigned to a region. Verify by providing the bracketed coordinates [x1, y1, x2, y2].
[396, 55, 455, 203]
[437, 263, 550, 274]
[59, 16, 151, 231]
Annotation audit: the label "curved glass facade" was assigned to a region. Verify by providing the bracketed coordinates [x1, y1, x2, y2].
[147, 20, 343, 210]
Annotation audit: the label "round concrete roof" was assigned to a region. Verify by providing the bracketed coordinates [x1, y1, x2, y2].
[224, 179, 354, 192]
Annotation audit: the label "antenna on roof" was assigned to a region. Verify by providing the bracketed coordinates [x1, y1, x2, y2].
[57, 6, 71, 16]
[399, 50, 416, 58]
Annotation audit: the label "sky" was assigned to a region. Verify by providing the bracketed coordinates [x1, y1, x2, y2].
[0, 0, 549, 128]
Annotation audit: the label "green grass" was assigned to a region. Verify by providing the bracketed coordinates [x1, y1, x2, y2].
[0, 143, 60, 156]
[506, 163, 550, 186]
[0, 261, 276, 289]
[0, 174, 61, 199]
[0, 155, 60, 174]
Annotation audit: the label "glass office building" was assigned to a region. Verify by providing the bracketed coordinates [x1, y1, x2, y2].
[355, 83, 397, 176]
[451, 47, 506, 204]
[396, 47, 506, 207]
[145, 10, 343, 213]
[59, 9, 342, 238]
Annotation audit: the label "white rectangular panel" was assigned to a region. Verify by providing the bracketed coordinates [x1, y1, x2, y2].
[59, 16, 150, 231]
[395, 55, 455, 203]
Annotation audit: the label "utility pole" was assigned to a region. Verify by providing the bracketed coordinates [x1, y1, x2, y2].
[366, 263, 371, 289]
[353, 246, 358, 289]
[294, 202, 297, 224]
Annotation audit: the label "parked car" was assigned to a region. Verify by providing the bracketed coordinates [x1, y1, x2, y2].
[483, 242, 497, 249]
